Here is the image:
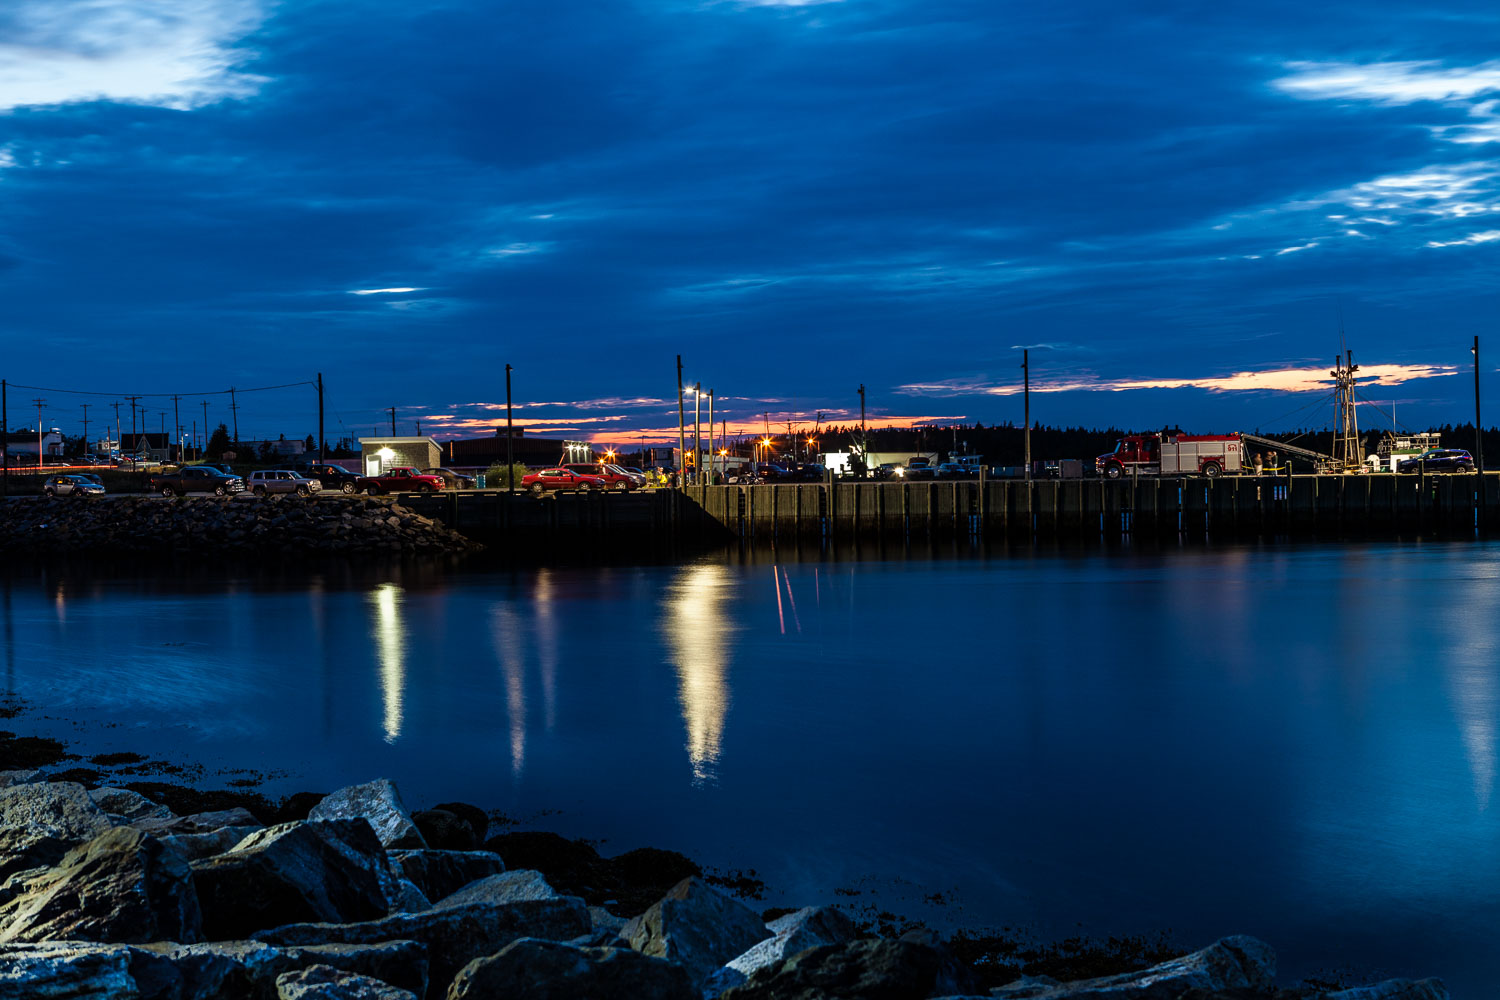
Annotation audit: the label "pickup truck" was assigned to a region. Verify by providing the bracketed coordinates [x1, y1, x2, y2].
[148, 466, 246, 497]
[355, 466, 444, 494]
[277, 462, 361, 493]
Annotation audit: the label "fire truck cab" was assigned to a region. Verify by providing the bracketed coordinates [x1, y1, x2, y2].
[1096, 432, 1242, 479]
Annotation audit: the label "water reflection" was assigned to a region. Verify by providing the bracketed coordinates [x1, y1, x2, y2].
[662, 564, 738, 784]
[490, 604, 528, 776]
[1443, 576, 1499, 810]
[371, 583, 406, 743]
[534, 570, 558, 732]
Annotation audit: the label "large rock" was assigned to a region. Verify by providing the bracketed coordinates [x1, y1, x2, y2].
[705, 905, 858, 995]
[136, 807, 263, 837]
[981, 936, 1276, 1000]
[0, 770, 40, 789]
[92, 787, 174, 824]
[410, 811, 476, 852]
[720, 936, 958, 1000]
[257, 896, 591, 998]
[0, 942, 139, 998]
[387, 850, 504, 904]
[133, 938, 428, 1000]
[0, 781, 112, 878]
[309, 781, 425, 850]
[447, 937, 696, 1000]
[622, 876, 773, 985]
[278, 964, 417, 1000]
[191, 819, 397, 940]
[163, 826, 264, 862]
[434, 870, 558, 908]
[0, 826, 201, 944]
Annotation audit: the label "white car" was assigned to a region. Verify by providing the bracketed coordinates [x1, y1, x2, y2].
[246, 470, 323, 496]
[608, 464, 647, 487]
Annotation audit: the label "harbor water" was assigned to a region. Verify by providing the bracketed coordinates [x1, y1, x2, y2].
[3, 541, 1497, 992]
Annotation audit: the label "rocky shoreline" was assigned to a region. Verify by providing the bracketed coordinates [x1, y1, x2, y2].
[0, 769, 1450, 1000]
[0, 495, 478, 556]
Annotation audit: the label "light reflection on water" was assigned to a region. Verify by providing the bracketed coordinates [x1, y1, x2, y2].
[2, 543, 1499, 992]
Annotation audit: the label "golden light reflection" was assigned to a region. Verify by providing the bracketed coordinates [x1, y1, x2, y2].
[490, 604, 528, 776]
[534, 570, 558, 731]
[662, 565, 739, 785]
[371, 583, 406, 744]
[1443, 578, 1499, 810]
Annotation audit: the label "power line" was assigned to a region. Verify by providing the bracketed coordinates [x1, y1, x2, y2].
[0, 379, 316, 398]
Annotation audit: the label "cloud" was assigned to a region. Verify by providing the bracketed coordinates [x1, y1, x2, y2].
[1425, 230, 1500, 248]
[0, 0, 269, 111]
[1272, 60, 1500, 105]
[899, 363, 1461, 398]
[349, 287, 423, 295]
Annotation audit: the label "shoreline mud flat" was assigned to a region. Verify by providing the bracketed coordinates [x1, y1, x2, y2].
[0, 705, 1450, 1000]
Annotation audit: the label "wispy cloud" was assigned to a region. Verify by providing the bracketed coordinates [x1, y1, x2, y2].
[1425, 230, 1500, 248]
[1273, 59, 1500, 146]
[0, 0, 269, 112]
[899, 363, 1461, 398]
[349, 287, 424, 295]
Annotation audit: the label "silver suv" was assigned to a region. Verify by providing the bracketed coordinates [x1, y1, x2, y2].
[246, 470, 323, 496]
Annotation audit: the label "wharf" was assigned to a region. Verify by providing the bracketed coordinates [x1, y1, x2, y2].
[390, 473, 1500, 548]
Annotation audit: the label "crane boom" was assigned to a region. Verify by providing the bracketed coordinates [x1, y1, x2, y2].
[1240, 433, 1335, 465]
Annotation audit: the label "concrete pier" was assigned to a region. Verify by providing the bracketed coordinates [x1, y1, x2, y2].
[390, 473, 1499, 548]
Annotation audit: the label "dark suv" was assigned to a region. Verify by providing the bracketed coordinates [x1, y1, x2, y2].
[280, 462, 361, 494]
[1397, 449, 1475, 473]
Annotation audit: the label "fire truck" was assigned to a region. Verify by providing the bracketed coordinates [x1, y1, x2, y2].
[1095, 432, 1244, 479]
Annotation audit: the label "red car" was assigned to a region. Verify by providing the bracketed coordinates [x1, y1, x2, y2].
[522, 468, 608, 494]
[355, 466, 445, 494]
[562, 463, 637, 491]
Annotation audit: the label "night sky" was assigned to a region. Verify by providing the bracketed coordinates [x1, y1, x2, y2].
[2, 0, 1497, 446]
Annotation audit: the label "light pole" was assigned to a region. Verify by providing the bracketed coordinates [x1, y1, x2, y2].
[692, 383, 701, 485]
[706, 389, 714, 485]
[1475, 336, 1484, 475]
[505, 364, 515, 493]
[1022, 349, 1031, 483]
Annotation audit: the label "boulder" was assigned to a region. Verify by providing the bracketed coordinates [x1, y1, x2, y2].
[430, 803, 488, 843]
[590, 906, 628, 935]
[434, 870, 558, 908]
[0, 826, 201, 944]
[136, 807, 263, 837]
[719, 936, 955, 1000]
[163, 826, 264, 862]
[447, 937, 696, 1000]
[980, 936, 1276, 1000]
[92, 787, 174, 823]
[134, 938, 428, 1000]
[705, 905, 858, 995]
[387, 850, 504, 904]
[257, 896, 591, 998]
[0, 781, 112, 878]
[1321, 980, 1449, 1000]
[0, 942, 140, 998]
[309, 781, 425, 850]
[191, 819, 396, 940]
[0, 770, 41, 788]
[277, 964, 417, 1000]
[410, 811, 476, 852]
[622, 876, 773, 986]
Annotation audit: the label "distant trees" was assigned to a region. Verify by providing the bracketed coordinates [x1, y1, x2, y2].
[206, 423, 231, 459]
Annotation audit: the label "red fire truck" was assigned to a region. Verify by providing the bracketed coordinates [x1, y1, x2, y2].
[1095, 432, 1243, 479]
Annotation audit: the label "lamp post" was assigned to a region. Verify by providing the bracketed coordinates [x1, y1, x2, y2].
[676, 356, 686, 488]
[692, 383, 701, 486]
[1475, 336, 1484, 475]
[706, 389, 714, 485]
[505, 364, 515, 493]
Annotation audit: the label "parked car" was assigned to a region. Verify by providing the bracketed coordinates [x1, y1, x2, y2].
[148, 466, 245, 496]
[874, 463, 905, 480]
[562, 463, 636, 490]
[195, 462, 235, 476]
[279, 462, 360, 493]
[355, 467, 444, 494]
[42, 474, 105, 498]
[246, 470, 323, 496]
[1396, 449, 1475, 473]
[935, 463, 979, 480]
[423, 467, 476, 489]
[609, 464, 648, 487]
[522, 468, 608, 494]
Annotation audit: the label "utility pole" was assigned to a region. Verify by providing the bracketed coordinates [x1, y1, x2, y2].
[316, 373, 325, 462]
[1022, 350, 1031, 483]
[112, 401, 122, 460]
[858, 384, 867, 471]
[81, 404, 90, 460]
[191, 419, 196, 461]
[33, 398, 45, 467]
[693, 382, 701, 485]
[170, 396, 180, 463]
[228, 389, 239, 450]
[505, 364, 515, 492]
[387, 406, 396, 436]
[127, 395, 140, 459]
[1, 379, 6, 498]
[200, 400, 209, 456]
[706, 389, 714, 485]
[1475, 336, 1484, 475]
[676, 356, 686, 487]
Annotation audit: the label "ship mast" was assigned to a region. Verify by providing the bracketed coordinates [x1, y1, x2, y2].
[1331, 349, 1361, 471]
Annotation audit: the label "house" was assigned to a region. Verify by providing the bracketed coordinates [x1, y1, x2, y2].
[117, 432, 173, 463]
[441, 429, 587, 469]
[3, 429, 65, 462]
[359, 436, 443, 476]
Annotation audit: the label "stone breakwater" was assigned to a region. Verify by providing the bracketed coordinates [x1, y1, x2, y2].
[0, 495, 478, 556]
[0, 774, 1449, 1000]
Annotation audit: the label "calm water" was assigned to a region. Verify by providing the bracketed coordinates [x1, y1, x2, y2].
[3, 543, 1498, 993]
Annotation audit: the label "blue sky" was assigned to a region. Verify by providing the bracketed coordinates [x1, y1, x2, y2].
[2, 0, 1497, 445]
